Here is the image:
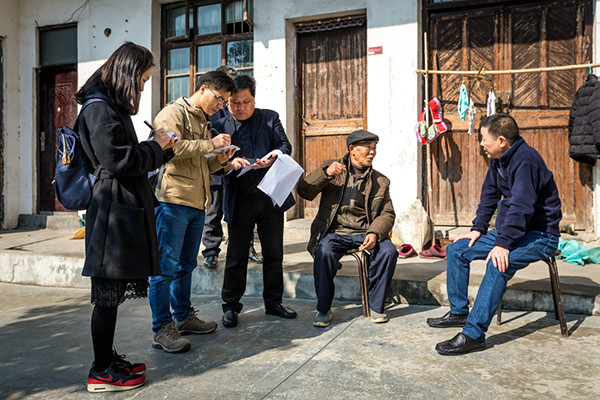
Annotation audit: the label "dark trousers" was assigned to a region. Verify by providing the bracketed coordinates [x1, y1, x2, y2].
[314, 233, 398, 314]
[221, 192, 284, 313]
[201, 184, 224, 258]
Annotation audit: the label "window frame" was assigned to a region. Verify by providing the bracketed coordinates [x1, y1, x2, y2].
[161, 0, 254, 106]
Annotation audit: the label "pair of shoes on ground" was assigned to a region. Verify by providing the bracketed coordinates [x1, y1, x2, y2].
[419, 244, 447, 259]
[87, 351, 146, 392]
[427, 311, 486, 355]
[312, 309, 389, 327]
[153, 311, 217, 353]
[222, 303, 298, 328]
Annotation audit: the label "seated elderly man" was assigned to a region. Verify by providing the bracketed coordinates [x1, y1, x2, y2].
[297, 130, 398, 327]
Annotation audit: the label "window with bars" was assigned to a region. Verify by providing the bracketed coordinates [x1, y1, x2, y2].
[161, 0, 254, 105]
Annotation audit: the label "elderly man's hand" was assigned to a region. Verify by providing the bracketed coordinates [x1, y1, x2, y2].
[359, 233, 377, 252]
[326, 162, 346, 177]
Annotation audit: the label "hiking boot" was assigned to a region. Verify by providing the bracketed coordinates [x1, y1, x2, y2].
[112, 349, 146, 375]
[313, 310, 332, 327]
[152, 321, 191, 353]
[87, 363, 145, 393]
[176, 311, 218, 335]
[370, 309, 389, 323]
[204, 256, 217, 268]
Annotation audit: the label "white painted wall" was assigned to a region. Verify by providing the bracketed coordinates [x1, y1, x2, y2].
[254, 0, 421, 218]
[0, 0, 21, 229]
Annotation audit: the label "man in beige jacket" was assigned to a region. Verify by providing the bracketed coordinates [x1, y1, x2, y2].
[149, 71, 236, 353]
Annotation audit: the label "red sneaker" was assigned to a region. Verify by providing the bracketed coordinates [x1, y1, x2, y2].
[87, 364, 145, 392]
[419, 244, 447, 259]
[398, 244, 416, 258]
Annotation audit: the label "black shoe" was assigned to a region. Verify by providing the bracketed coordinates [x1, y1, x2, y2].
[204, 256, 217, 269]
[222, 310, 238, 328]
[248, 246, 263, 263]
[427, 311, 468, 328]
[265, 303, 297, 319]
[435, 332, 486, 355]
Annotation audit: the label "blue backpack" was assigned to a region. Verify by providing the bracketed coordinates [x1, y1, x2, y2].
[52, 98, 108, 210]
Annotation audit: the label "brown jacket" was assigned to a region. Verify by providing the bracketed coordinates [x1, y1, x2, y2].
[297, 153, 395, 256]
[153, 97, 222, 210]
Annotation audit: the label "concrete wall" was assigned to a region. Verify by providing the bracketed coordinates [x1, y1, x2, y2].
[253, 0, 421, 214]
[0, 0, 21, 229]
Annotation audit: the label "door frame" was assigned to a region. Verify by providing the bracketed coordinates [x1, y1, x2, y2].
[36, 63, 78, 213]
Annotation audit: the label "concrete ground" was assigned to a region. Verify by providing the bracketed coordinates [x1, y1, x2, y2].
[1, 283, 599, 400]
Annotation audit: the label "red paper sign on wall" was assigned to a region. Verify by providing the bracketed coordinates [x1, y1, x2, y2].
[368, 46, 383, 55]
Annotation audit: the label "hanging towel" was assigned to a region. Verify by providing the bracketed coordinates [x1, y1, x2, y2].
[486, 89, 496, 116]
[467, 98, 477, 135]
[458, 84, 469, 121]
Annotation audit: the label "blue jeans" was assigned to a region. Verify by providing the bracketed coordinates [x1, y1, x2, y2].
[149, 202, 205, 332]
[446, 230, 559, 342]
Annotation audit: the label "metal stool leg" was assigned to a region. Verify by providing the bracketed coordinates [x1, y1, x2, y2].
[496, 301, 503, 325]
[544, 256, 568, 337]
[350, 251, 370, 317]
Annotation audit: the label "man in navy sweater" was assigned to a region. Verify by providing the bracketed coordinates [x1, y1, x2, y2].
[427, 113, 562, 355]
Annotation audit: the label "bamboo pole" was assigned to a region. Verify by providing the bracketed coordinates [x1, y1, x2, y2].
[424, 33, 435, 248]
[416, 62, 600, 76]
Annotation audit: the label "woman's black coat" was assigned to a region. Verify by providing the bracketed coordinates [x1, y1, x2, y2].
[78, 87, 172, 280]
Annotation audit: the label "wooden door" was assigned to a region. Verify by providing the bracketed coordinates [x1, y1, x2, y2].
[296, 16, 367, 218]
[38, 66, 78, 212]
[428, 0, 593, 231]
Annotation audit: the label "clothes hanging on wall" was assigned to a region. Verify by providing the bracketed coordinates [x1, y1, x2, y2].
[467, 99, 477, 135]
[568, 73, 600, 165]
[486, 89, 496, 116]
[458, 84, 469, 121]
[415, 97, 448, 145]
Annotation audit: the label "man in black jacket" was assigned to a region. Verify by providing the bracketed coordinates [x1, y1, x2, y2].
[213, 75, 296, 328]
[427, 114, 562, 355]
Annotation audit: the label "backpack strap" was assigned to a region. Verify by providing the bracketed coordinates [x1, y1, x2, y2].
[172, 102, 189, 134]
[77, 98, 110, 177]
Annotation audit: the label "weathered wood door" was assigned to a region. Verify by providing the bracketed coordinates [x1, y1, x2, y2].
[38, 66, 78, 212]
[428, 0, 593, 231]
[296, 16, 367, 218]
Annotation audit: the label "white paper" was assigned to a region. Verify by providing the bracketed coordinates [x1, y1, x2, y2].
[204, 144, 240, 158]
[257, 151, 304, 207]
[236, 149, 280, 177]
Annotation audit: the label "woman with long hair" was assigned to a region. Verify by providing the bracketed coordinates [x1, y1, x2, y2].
[75, 42, 179, 392]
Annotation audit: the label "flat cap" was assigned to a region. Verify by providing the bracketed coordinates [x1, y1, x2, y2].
[346, 129, 379, 149]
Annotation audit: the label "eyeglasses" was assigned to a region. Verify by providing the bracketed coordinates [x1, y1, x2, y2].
[205, 86, 229, 107]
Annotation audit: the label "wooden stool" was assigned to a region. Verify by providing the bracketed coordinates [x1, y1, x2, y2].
[496, 255, 568, 337]
[347, 249, 371, 317]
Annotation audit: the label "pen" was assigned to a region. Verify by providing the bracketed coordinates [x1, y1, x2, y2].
[144, 120, 154, 130]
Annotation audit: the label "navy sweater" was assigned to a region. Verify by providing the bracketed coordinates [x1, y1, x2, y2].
[472, 137, 562, 250]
